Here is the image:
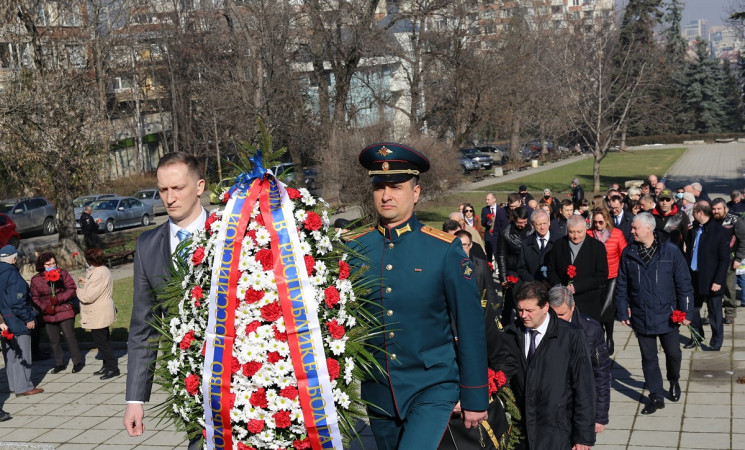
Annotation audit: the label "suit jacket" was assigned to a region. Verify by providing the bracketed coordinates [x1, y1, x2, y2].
[517, 234, 556, 285]
[547, 237, 609, 322]
[685, 219, 730, 297]
[612, 211, 633, 244]
[481, 205, 496, 240]
[126, 222, 173, 402]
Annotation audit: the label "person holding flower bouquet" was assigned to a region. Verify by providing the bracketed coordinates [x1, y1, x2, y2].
[615, 213, 693, 415]
[0, 245, 43, 399]
[30, 252, 83, 374]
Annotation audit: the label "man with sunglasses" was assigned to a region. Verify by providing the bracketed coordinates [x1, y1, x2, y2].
[651, 189, 689, 252]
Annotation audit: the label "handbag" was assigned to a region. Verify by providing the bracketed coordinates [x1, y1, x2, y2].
[70, 296, 81, 315]
[439, 397, 508, 450]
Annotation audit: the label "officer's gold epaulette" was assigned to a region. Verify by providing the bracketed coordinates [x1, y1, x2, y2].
[421, 226, 456, 243]
[346, 226, 375, 240]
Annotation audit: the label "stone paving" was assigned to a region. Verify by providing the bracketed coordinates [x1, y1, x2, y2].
[1, 143, 744, 449]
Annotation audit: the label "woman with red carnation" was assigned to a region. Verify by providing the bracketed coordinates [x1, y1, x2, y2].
[30, 252, 84, 374]
[587, 207, 627, 355]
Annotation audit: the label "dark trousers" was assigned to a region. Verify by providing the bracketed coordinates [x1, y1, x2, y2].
[46, 318, 83, 367]
[369, 400, 455, 449]
[691, 294, 724, 350]
[637, 329, 681, 401]
[91, 327, 117, 371]
[83, 231, 103, 249]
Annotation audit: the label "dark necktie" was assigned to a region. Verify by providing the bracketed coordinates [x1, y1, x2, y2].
[539, 238, 546, 253]
[614, 215, 620, 227]
[527, 329, 539, 362]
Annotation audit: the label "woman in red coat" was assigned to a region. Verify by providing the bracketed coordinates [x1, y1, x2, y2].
[588, 207, 627, 354]
[30, 252, 84, 373]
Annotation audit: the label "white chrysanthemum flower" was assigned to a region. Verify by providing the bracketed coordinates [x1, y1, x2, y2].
[333, 388, 351, 409]
[300, 188, 316, 206]
[317, 236, 333, 254]
[328, 337, 347, 356]
[294, 209, 308, 223]
[344, 357, 355, 385]
[167, 359, 181, 375]
[255, 228, 271, 246]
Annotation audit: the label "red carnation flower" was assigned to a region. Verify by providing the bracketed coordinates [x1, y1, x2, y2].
[222, 192, 230, 203]
[324, 286, 340, 309]
[304, 255, 316, 276]
[44, 269, 61, 282]
[202, 430, 206, 439]
[495, 370, 507, 388]
[231, 356, 241, 374]
[267, 351, 282, 364]
[238, 443, 257, 450]
[567, 264, 577, 279]
[326, 319, 346, 339]
[71, 252, 79, 258]
[260, 301, 282, 322]
[185, 374, 200, 396]
[179, 330, 196, 350]
[245, 320, 261, 335]
[287, 188, 301, 200]
[247, 229, 258, 246]
[205, 212, 219, 233]
[250, 388, 268, 408]
[280, 385, 299, 400]
[255, 248, 274, 271]
[506, 275, 519, 284]
[245, 288, 265, 304]
[247, 419, 265, 434]
[191, 285, 203, 301]
[671, 310, 687, 324]
[1, 329, 14, 340]
[192, 247, 206, 265]
[293, 438, 311, 449]
[242, 361, 263, 377]
[326, 357, 340, 380]
[303, 211, 322, 231]
[274, 410, 291, 429]
[338, 260, 350, 280]
[273, 324, 288, 342]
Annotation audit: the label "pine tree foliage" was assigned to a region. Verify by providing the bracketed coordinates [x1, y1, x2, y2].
[683, 40, 735, 133]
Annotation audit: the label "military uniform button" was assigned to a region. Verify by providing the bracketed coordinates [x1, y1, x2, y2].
[385, 287, 392, 293]
[387, 310, 393, 316]
[388, 332, 395, 338]
[388, 243, 395, 249]
[386, 264, 393, 271]
[390, 354, 397, 360]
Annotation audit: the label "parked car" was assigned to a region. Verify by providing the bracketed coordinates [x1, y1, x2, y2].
[88, 197, 154, 233]
[132, 189, 166, 215]
[0, 197, 57, 235]
[460, 155, 480, 174]
[0, 214, 20, 247]
[476, 145, 509, 164]
[73, 194, 116, 224]
[459, 148, 493, 169]
[210, 178, 235, 204]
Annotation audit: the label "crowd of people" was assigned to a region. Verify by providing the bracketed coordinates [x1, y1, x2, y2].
[0, 244, 119, 422]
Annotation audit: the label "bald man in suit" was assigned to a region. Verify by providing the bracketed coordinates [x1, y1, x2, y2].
[123, 152, 207, 448]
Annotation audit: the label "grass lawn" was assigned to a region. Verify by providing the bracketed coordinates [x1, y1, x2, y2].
[67, 277, 133, 343]
[416, 148, 687, 227]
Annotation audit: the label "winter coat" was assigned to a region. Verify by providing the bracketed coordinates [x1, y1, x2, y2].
[77, 265, 116, 330]
[517, 233, 557, 284]
[495, 310, 596, 449]
[571, 308, 610, 426]
[652, 204, 689, 250]
[30, 269, 77, 323]
[547, 236, 609, 322]
[615, 237, 694, 335]
[497, 223, 534, 283]
[588, 228, 627, 279]
[0, 262, 36, 335]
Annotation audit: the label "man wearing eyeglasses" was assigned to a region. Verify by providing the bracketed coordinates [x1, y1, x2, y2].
[651, 189, 689, 251]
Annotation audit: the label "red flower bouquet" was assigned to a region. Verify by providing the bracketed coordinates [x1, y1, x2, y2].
[671, 309, 703, 349]
[1, 329, 14, 340]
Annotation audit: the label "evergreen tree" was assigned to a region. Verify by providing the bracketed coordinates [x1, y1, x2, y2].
[619, 0, 664, 51]
[683, 40, 732, 133]
[663, 0, 687, 66]
[661, 0, 690, 133]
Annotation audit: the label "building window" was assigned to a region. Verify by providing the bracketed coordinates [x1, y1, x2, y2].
[67, 45, 85, 68]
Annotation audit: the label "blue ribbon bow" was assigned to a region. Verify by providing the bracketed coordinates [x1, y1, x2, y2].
[227, 151, 267, 199]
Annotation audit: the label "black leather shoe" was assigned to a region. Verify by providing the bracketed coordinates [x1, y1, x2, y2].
[641, 397, 665, 415]
[683, 340, 697, 349]
[702, 317, 710, 325]
[51, 365, 67, 374]
[72, 362, 85, 373]
[93, 366, 106, 376]
[607, 338, 614, 355]
[669, 382, 681, 402]
[100, 369, 120, 380]
[0, 410, 11, 422]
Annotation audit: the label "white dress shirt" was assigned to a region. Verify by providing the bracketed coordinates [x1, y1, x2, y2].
[524, 314, 551, 359]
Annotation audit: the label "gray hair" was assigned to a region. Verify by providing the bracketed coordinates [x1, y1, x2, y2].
[567, 215, 586, 230]
[548, 285, 575, 308]
[449, 211, 465, 221]
[632, 212, 656, 230]
[691, 182, 702, 192]
[531, 208, 550, 223]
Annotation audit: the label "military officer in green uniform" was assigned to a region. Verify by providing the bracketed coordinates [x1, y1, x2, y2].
[348, 142, 489, 449]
